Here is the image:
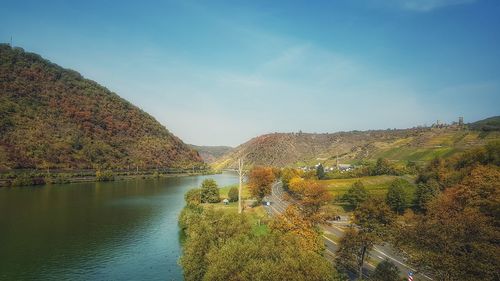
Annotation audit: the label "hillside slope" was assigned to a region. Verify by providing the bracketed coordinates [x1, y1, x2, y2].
[213, 126, 500, 169]
[188, 145, 232, 163]
[469, 116, 500, 131]
[0, 44, 203, 170]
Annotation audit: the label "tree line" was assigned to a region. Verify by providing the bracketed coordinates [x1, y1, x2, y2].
[179, 177, 342, 281]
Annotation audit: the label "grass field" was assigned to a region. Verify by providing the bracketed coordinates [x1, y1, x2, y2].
[219, 183, 251, 199]
[318, 175, 417, 203]
[208, 184, 269, 235]
[374, 146, 458, 162]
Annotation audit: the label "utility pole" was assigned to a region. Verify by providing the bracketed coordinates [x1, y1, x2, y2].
[238, 158, 244, 214]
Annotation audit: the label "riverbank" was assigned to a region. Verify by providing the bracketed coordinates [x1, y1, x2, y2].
[0, 169, 222, 188]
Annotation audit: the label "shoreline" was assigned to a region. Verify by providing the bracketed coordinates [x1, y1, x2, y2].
[0, 169, 222, 188]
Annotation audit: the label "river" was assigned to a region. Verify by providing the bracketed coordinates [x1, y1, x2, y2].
[0, 172, 238, 281]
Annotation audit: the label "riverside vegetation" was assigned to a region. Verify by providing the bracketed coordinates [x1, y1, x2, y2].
[280, 141, 499, 280]
[179, 177, 343, 281]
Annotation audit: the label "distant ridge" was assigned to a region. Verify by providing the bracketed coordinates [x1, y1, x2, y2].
[188, 145, 232, 163]
[0, 44, 203, 170]
[213, 118, 500, 169]
[469, 116, 500, 131]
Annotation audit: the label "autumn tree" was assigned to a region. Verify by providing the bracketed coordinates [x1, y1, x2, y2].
[270, 206, 324, 253]
[398, 193, 499, 281]
[200, 179, 220, 203]
[343, 180, 369, 208]
[203, 232, 340, 281]
[287, 178, 332, 223]
[337, 198, 394, 279]
[281, 168, 302, 190]
[288, 176, 306, 194]
[397, 144, 500, 281]
[180, 198, 341, 281]
[335, 227, 365, 275]
[185, 188, 201, 206]
[300, 181, 332, 222]
[247, 166, 276, 203]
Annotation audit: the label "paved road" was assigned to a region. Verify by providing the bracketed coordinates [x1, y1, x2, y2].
[263, 182, 432, 281]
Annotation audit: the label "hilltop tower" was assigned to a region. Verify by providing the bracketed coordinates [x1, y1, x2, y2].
[458, 116, 464, 126]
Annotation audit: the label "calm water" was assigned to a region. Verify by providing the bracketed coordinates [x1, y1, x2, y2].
[0, 172, 238, 281]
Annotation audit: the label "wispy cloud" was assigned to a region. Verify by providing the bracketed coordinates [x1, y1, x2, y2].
[27, 0, 494, 146]
[376, 0, 476, 12]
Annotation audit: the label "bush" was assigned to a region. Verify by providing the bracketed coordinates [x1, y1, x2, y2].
[185, 188, 201, 206]
[228, 186, 239, 202]
[10, 173, 33, 186]
[96, 170, 115, 181]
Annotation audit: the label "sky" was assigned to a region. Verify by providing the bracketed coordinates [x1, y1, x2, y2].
[1, 0, 499, 146]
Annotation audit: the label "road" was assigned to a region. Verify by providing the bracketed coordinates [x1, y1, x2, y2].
[263, 182, 432, 281]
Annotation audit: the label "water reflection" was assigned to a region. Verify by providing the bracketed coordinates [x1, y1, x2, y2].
[0, 172, 238, 281]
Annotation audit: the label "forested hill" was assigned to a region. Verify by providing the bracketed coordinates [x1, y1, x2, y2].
[0, 44, 203, 170]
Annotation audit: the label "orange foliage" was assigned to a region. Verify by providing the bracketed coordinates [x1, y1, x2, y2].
[270, 206, 324, 253]
[247, 166, 275, 202]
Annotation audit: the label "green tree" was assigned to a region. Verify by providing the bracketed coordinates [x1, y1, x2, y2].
[200, 178, 220, 203]
[371, 259, 401, 281]
[372, 158, 400, 176]
[316, 163, 325, 180]
[179, 207, 251, 281]
[343, 181, 368, 208]
[386, 179, 407, 214]
[414, 180, 439, 212]
[228, 186, 239, 202]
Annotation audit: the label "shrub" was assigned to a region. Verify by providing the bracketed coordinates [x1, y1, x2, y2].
[185, 188, 201, 206]
[96, 170, 115, 181]
[228, 186, 239, 202]
[10, 173, 33, 187]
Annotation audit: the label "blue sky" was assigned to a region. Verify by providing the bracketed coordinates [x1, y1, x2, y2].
[1, 0, 499, 146]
